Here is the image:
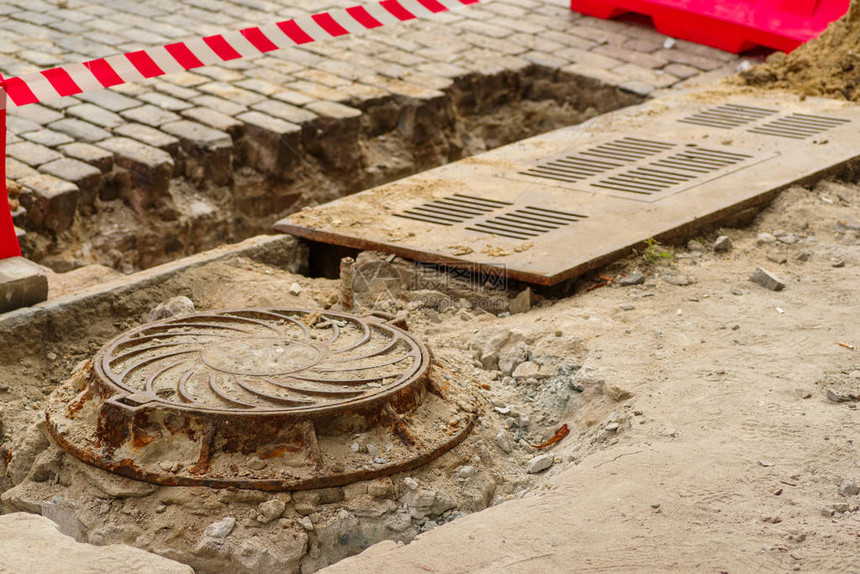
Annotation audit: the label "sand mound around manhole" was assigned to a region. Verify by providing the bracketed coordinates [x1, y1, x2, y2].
[740, 0, 860, 100]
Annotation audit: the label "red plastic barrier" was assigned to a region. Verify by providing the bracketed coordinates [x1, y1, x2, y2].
[570, 0, 850, 53]
[1, 74, 23, 260]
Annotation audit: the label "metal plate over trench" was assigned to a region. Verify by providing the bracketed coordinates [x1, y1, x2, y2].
[274, 90, 860, 286]
[45, 309, 475, 491]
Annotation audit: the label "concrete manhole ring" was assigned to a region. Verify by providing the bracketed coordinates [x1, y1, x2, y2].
[45, 309, 476, 491]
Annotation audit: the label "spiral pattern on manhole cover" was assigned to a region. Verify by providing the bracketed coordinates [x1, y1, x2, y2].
[46, 308, 475, 491]
[97, 309, 424, 413]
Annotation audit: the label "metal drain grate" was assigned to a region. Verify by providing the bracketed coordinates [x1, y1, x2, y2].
[466, 206, 587, 240]
[393, 193, 510, 225]
[678, 103, 777, 129]
[592, 147, 754, 196]
[748, 113, 850, 139]
[519, 137, 674, 184]
[274, 92, 860, 286]
[45, 309, 476, 490]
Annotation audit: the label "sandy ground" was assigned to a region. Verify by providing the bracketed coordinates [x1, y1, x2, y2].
[1, 177, 858, 574]
[317, 181, 860, 573]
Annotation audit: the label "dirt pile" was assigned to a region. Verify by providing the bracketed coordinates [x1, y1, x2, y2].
[740, 0, 860, 99]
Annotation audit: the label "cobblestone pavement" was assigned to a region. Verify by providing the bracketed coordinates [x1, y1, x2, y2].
[1, 0, 742, 264]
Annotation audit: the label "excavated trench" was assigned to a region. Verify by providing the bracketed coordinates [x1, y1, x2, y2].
[6, 70, 860, 570]
[14, 66, 641, 273]
[1, 69, 644, 573]
[0, 238, 635, 573]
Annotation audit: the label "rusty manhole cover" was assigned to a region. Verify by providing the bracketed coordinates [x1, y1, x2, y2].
[45, 309, 475, 491]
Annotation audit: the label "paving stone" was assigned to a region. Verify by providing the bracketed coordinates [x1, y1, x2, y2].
[568, 24, 628, 46]
[558, 46, 623, 69]
[5, 116, 40, 135]
[509, 33, 566, 54]
[612, 63, 677, 88]
[594, 44, 669, 69]
[191, 66, 245, 84]
[286, 80, 351, 103]
[416, 62, 470, 79]
[749, 267, 786, 291]
[315, 58, 376, 81]
[235, 111, 301, 177]
[622, 38, 663, 53]
[292, 69, 353, 88]
[159, 71, 209, 88]
[57, 142, 114, 173]
[113, 123, 180, 152]
[17, 49, 63, 67]
[403, 73, 455, 92]
[65, 103, 125, 129]
[523, 50, 569, 69]
[462, 32, 528, 56]
[196, 82, 266, 106]
[4, 158, 39, 181]
[120, 104, 182, 128]
[623, 22, 670, 43]
[542, 29, 598, 49]
[135, 92, 193, 112]
[189, 94, 248, 117]
[38, 157, 102, 209]
[161, 120, 233, 185]
[151, 83, 201, 104]
[180, 107, 244, 138]
[74, 89, 142, 112]
[97, 137, 175, 204]
[5, 141, 63, 167]
[271, 89, 317, 107]
[485, 1, 531, 17]
[40, 95, 81, 111]
[0, 257, 48, 313]
[659, 48, 723, 71]
[663, 63, 700, 80]
[672, 38, 737, 63]
[233, 78, 284, 97]
[251, 99, 318, 124]
[343, 83, 391, 101]
[7, 103, 63, 125]
[620, 80, 655, 96]
[48, 118, 111, 143]
[19, 129, 74, 148]
[17, 173, 79, 233]
[489, 15, 546, 35]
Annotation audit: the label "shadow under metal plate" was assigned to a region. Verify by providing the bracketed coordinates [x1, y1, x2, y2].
[275, 89, 860, 286]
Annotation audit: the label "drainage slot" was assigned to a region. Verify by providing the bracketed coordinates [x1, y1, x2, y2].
[591, 147, 754, 196]
[395, 194, 512, 226]
[749, 113, 850, 139]
[678, 103, 778, 128]
[467, 206, 586, 239]
[519, 137, 674, 184]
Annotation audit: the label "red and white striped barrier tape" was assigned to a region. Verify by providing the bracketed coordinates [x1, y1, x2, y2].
[0, 0, 485, 109]
[1, 79, 21, 259]
[1, 0, 487, 259]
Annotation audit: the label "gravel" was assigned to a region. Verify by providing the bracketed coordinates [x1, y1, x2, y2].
[526, 454, 554, 474]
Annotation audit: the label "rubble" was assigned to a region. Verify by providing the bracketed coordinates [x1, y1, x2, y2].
[617, 270, 645, 286]
[0, 513, 193, 574]
[713, 235, 733, 252]
[526, 455, 554, 474]
[749, 267, 786, 291]
[147, 295, 196, 321]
